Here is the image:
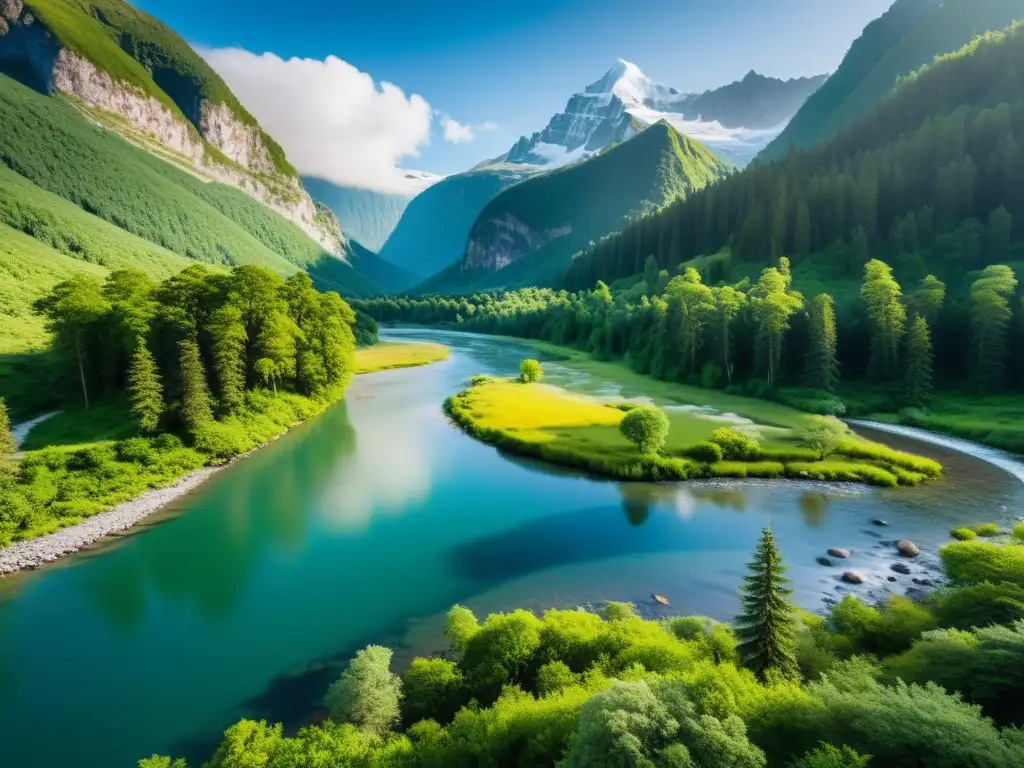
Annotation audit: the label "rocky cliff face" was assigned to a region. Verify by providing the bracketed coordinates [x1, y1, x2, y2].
[463, 213, 572, 274]
[0, 4, 340, 254]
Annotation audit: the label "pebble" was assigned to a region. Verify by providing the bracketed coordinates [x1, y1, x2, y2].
[816, 557, 833, 567]
[827, 548, 851, 559]
[842, 571, 865, 585]
[897, 540, 921, 558]
[891, 562, 912, 575]
[872, 519, 889, 526]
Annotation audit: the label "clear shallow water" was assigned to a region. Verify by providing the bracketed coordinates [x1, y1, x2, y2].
[0, 328, 1021, 768]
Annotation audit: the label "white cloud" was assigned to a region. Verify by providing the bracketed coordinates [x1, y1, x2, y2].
[481, 121, 499, 131]
[198, 47, 439, 194]
[440, 116, 475, 144]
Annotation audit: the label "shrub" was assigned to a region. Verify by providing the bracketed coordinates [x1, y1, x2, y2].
[791, 743, 871, 768]
[619, 406, 670, 454]
[469, 374, 495, 387]
[952, 527, 978, 541]
[681, 441, 725, 463]
[603, 602, 637, 621]
[401, 658, 465, 725]
[1014, 523, 1024, 543]
[519, 359, 543, 383]
[835, 439, 942, 477]
[971, 523, 1000, 537]
[116, 437, 155, 465]
[536, 661, 578, 697]
[709, 427, 759, 460]
[941, 541, 1024, 588]
[192, 420, 248, 461]
[928, 583, 1024, 630]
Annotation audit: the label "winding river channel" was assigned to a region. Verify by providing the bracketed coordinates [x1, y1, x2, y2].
[1, 328, 1022, 768]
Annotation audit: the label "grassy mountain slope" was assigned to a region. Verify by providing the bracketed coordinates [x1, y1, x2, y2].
[347, 239, 419, 295]
[0, 73, 379, 296]
[23, 0, 294, 176]
[378, 166, 533, 282]
[759, 0, 1022, 162]
[303, 178, 412, 252]
[421, 122, 731, 293]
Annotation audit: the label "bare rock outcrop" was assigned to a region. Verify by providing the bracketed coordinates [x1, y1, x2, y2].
[464, 213, 572, 274]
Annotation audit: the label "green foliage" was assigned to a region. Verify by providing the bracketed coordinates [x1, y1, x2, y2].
[952, 527, 978, 541]
[1014, 523, 1024, 543]
[520, 358, 543, 383]
[829, 595, 937, 657]
[137, 757, 187, 768]
[681, 441, 725, 463]
[602, 602, 638, 621]
[903, 315, 934, 406]
[710, 427, 760, 461]
[0, 397, 15, 457]
[805, 294, 840, 392]
[941, 541, 1024, 588]
[401, 658, 466, 726]
[801, 416, 848, 460]
[325, 645, 403, 735]
[928, 583, 1024, 630]
[536, 661, 578, 697]
[445, 605, 480, 659]
[128, 344, 163, 433]
[969, 265, 1017, 392]
[790, 743, 871, 768]
[618, 405, 670, 454]
[861, 260, 906, 379]
[178, 338, 213, 434]
[736, 527, 799, 680]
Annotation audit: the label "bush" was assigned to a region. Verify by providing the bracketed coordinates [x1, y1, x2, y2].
[603, 602, 637, 621]
[619, 406, 670, 454]
[536, 661, 578, 697]
[520, 359, 543, 383]
[116, 437, 155, 465]
[791, 743, 871, 768]
[928, 583, 1024, 630]
[469, 374, 495, 387]
[401, 658, 465, 725]
[709, 427, 759, 460]
[971, 523, 1000, 537]
[681, 441, 725, 463]
[1013, 523, 1024, 543]
[801, 416, 848, 460]
[941, 541, 1024, 588]
[952, 527, 978, 541]
[192, 420, 248, 461]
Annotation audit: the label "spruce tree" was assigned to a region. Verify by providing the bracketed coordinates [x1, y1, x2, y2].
[0, 396, 16, 457]
[904, 316, 934, 406]
[805, 294, 840, 392]
[735, 526, 798, 681]
[128, 343, 164, 434]
[179, 338, 213, 433]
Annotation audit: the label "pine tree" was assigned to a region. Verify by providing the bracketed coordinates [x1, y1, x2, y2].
[861, 259, 906, 380]
[179, 338, 213, 433]
[969, 265, 1017, 392]
[128, 343, 164, 434]
[805, 294, 840, 392]
[735, 526, 798, 681]
[0, 396, 16, 457]
[210, 304, 247, 413]
[904, 316, 934, 406]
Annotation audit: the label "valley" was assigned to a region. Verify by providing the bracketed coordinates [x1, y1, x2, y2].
[1, 0, 1024, 766]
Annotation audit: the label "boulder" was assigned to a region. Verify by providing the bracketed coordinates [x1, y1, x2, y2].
[816, 557, 833, 567]
[842, 571, 865, 585]
[913, 578, 935, 587]
[827, 548, 851, 559]
[887, 576, 897, 582]
[897, 540, 920, 557]
[891, 563, 912, 575]
[872, 519, 889, 527]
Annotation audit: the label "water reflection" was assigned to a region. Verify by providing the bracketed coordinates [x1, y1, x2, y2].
[76, 401, 360, 628]
[799, 492, 830, 528]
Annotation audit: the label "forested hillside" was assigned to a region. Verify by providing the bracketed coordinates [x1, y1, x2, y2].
[758, 0, 1022, 161]
[0, 73, 380, 297]
[420, 122, 732, 293]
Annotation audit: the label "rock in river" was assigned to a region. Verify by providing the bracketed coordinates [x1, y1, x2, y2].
[891, 562, 912, 575]
[842, 571, 865, 585]
[816, 557, 833, 567]
[897, 540, 920, 557]
[872, 519, 889, 527]
[827, 548, 851, 559]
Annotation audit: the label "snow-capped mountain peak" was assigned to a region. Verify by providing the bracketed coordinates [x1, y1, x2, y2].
[584, 59, 680, 108]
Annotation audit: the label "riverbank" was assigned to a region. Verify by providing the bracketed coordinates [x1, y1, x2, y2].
[355, 341, 449, 374]
[0, 341, 451, 575]
[445, 376, 942, 487]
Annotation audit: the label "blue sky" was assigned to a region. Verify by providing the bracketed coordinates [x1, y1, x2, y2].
[137, 0, 894, 191]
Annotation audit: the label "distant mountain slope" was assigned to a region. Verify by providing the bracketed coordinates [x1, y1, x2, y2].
[565, 21, 1024, 295]
[758, 0, 1022, 162]
[346, 239, 419, 295]
[0, 72, 380, 296]
[0, 0, 338, 251]
[378, 166, 534, 284]
[421, 122, 731, 293]
[303, 179, 413, 252]
[503, 60, 826, 168]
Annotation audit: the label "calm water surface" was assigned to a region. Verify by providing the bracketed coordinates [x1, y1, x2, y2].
[0, 328, 1021, 768]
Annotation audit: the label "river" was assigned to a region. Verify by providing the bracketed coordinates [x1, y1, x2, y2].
[0, 328, 1021, 768]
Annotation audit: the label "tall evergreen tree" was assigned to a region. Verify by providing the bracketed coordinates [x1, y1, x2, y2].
[210, 304, 247, 413]
[128, 343, 164, 434]
[904, 316, 934, 406]
[910, 275, 946, 324]
[861, 259, 906, 380]
[0, 397, 15, 457]
[805, 294, 840, 392]
[969, 265, 1017, 392]
[178, 338, 213, 433]
[735, 526, 798, 681]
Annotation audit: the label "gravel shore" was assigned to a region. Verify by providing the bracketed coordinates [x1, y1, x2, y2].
[0, 465, 225, 575]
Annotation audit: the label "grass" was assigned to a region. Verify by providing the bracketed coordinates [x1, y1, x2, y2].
[941, 540, 1024, 588]
[0, 388, 340, 546]
[354, 342, 450, 374]
[445, 377, 940, 486]
[883, 394, 1024, 454]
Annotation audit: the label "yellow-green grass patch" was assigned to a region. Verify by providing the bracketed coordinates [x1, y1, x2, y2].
[355, 342, 450, 374]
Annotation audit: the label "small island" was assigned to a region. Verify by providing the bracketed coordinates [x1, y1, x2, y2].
[445, 360, 941, 487]
[354, 341, 450, 374]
